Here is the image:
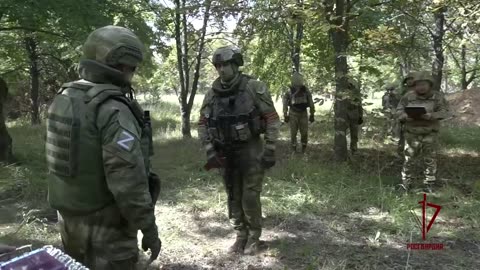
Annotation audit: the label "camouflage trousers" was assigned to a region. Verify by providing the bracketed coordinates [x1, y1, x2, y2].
[289, 110, 309, 150]
[58, 206, 139, 270]
[402, 132, 438, 186]
[223, 151, 265, 240]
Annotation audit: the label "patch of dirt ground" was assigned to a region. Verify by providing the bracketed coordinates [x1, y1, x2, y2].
[446, 89, 480, 126]
[146, 204, 480, 270]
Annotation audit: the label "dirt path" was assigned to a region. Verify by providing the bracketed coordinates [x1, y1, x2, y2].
[149, 203, 479, 270]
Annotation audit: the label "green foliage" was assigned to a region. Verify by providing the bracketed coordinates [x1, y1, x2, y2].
[0, 101, 479, 268]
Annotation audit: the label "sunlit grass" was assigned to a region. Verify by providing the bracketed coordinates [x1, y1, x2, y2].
[0, 94, 479, 268]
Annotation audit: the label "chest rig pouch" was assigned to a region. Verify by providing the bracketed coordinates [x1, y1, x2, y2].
[207, 76, 265, 148]
[290, 86, 309, 111]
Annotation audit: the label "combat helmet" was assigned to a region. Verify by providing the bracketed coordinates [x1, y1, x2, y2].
[212, 45, 244, 66]
[82, 25, 144, 68]
[411, 71, 434, 86]
[291, 72, 304, 87]
[385, 83, 396, 91]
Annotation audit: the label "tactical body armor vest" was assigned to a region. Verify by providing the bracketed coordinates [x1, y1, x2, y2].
[205, 75, 265, 149]
[46, 81, 153, 214]
[289, 86, 309, 112]
[403, 91, 442, 134]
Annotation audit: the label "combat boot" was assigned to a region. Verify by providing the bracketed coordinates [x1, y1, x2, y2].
[227, 232, 248, 254]
[243, 238, 267, 255]
[301, 144, 307, 154]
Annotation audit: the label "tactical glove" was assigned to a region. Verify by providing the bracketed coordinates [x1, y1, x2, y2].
[309, 114, 315, 123]
[141, 224, 162, 262]
[148, 172, 161, 205]
[284, 115, 289, 123]
[358, 117, 363, 125]
[261, 148, 275, 169]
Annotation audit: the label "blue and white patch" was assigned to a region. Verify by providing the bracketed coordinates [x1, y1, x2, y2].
[117, 130, 135, 151]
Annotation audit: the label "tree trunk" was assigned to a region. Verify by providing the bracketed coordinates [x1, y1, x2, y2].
[181, 109, 191, 137]
[187, 0, 211, 115]
[327, 0, 350, 161]
[25, 36, 40, 125]
[0, 77, 14, 163]
[431, 6, 446, 92]
[174, 0, 211, 138]
[460, 44, 467, 90]
[292, 0, 304, 72]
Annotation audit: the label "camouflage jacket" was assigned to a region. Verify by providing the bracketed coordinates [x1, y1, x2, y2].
[396, 90, 449, 134]
[46, 80, 156, 234]
[198, 74, 280, 154]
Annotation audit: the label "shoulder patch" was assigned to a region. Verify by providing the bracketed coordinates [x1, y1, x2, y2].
[116, 129, 136, 151]
[114, 104, 141, 139]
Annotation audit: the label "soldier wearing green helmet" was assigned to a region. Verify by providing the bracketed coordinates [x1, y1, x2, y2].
[396, 71, 449, 192]
[45, 25, 161, 269]
[382, 83, 399, 139]
[344, 77, 364, 154]
[282, 72, 315, 153]
[198, 45, 280, 255]
[396, 71, 417, 155]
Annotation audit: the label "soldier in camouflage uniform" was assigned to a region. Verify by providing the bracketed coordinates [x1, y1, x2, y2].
[396, 71, 449, 192]
[396, 72, 416, 155]
[282, 72, 315, 153]
[382, 84, 400, 138]
[198, 46, 280, 255]
[45, 26, 161, 270]
[345, 77, 364, 154]
[382, 83, 399, 138]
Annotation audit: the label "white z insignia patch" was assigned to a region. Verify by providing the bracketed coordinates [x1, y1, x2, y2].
[117, 130, 135, 151]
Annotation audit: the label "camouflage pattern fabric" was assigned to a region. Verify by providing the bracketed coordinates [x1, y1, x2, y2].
[222, 139, 265, 240]
[198, 74, 280, 242]
[346, 80, 363, 153]
[402, 133, 438, 185]
[282, 85, 315, 150]
[58, 209, 138, 270]
[47, 26, 159, 269]
[288, 110, 309, 150]
[396, 72, 449, 187]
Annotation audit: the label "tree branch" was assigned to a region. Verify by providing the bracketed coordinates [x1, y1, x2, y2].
[398, 11, 434, 36]
[187, 0, 212, 111]
[446, 44, 461, 69]
[0, 26, 67, 38]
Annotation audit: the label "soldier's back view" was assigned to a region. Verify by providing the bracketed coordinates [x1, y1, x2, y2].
[46, 26, 161, 269]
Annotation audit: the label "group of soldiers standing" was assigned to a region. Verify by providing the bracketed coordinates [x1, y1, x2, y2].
[2, 24, 445, 270]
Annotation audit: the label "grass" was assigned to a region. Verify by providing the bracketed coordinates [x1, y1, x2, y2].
[0, 95, 479, 269]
